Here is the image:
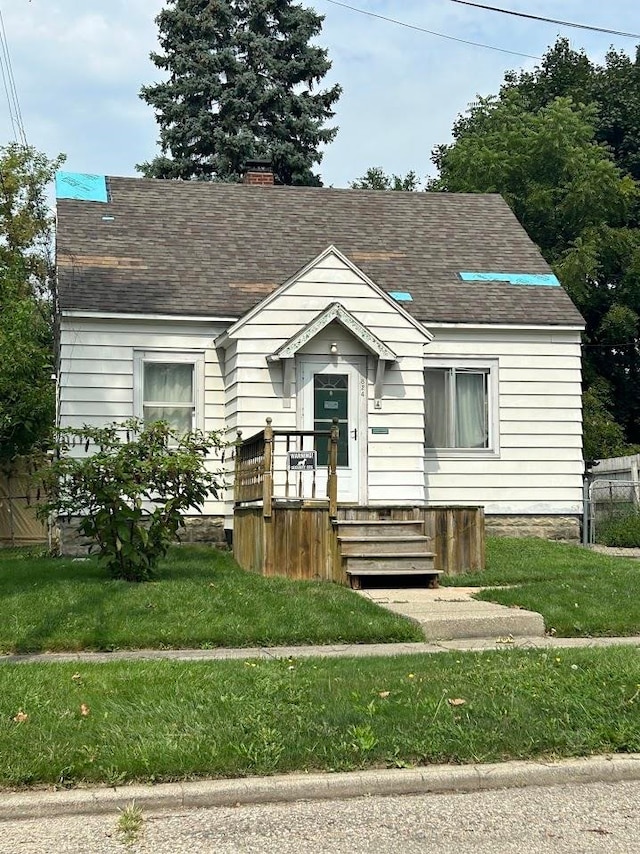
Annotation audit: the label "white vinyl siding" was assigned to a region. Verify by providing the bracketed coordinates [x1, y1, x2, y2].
[58, 317, 226, 515]
[59, 257, 584, 523]
[423, 326, 583, 515]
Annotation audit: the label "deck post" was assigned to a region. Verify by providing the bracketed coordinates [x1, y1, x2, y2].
[328, 417, 339, 519]
[233, 430, 242, 505]
[263, 418, 273, 519]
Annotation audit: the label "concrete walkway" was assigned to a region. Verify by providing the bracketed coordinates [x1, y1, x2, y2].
[1, 583, 548, 668]
[358, 586, 545, 640]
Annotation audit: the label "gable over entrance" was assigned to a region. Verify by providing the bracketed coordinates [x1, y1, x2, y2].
[268, 301, 397, 406]
[217, 245, 433, 506]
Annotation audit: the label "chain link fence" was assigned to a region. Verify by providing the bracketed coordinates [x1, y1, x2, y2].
[588, 477, 640, 546]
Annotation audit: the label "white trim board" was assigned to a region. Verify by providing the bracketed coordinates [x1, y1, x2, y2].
[62, 311, 239, 323]
[269, 302, 397, 362]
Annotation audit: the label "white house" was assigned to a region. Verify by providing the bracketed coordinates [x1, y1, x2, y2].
[55, 165, 585, 547]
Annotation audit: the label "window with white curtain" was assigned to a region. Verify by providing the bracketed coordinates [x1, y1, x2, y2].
[424, 361, 498, 453]
[134, 351, 204, 433]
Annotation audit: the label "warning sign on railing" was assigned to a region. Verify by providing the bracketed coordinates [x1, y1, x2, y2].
[287, 451, 317, 471]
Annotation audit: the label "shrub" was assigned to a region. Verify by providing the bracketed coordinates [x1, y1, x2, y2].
[39, 419, 225, 581]
[596, 509, 640, 548]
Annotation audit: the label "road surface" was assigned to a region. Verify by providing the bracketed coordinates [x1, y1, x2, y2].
[2, 778, 639, 853]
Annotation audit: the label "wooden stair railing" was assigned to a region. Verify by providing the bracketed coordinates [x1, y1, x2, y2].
[234, 417, 339, 519]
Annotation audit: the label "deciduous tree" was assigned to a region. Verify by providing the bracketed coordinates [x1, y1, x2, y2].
[0, 144, 64, 463]
[428, 62, 640, 454]
[349, 167, 421, 191]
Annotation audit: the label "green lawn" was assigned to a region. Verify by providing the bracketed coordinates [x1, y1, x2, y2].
[0, 546, 422, 653]
[1, 647, 639, 787]
[444, 537, 640, 637]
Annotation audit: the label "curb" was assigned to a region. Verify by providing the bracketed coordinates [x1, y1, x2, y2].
[2, 755, 640, 821]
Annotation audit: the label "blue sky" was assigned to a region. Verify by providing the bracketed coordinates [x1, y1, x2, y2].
[3, 0, 640, 187]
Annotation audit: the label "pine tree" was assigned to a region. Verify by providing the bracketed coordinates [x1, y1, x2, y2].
[139, 0, 341, 185]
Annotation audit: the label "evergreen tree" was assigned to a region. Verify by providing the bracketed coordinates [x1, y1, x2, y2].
[139, 0, 341, 185]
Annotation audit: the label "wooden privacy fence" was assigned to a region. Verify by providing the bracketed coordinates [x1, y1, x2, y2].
[0, 459, 48, 547]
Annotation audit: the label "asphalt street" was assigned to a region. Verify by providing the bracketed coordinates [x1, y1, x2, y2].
[3, 778, 640, 853]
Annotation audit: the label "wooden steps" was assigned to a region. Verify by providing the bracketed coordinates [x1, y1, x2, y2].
[335, 519, 440, 589]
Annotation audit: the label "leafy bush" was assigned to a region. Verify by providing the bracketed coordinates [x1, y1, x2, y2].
[39, 419, 224, 581]
[596, 509, 640, 548]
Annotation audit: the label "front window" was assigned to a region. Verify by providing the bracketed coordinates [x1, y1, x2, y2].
[425, 365, 494, 451]
[135, 352, 203, 433]
[143, 362, 195, 432]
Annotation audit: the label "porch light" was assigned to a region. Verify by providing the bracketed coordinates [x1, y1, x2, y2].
[329, 342, 338, 355]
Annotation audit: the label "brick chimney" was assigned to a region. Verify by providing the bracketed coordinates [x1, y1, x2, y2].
[242, 159, 275, 186]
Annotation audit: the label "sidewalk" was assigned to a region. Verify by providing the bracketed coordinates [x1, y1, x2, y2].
[4, 634, 640, 665]
[4, 634, 640, 821]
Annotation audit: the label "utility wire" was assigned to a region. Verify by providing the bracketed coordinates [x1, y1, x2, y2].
[0, 24, 18, 143]
[0, 6, 27, 145]
[450, 0, 640, 40]
[320, 0, 542, 60]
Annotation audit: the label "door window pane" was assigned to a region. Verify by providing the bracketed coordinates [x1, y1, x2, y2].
[314, 373, 349, 467]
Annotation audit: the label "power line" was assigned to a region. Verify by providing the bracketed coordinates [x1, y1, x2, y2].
[450, 0, 640, 40]
[0, 18, 19, 143]
[320, 0, 542, 61]
[0, 6, 27, 145]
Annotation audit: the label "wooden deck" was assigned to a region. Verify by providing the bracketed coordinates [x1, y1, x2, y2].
[234, 502, 484, 583]
[232, 420, 485, 584]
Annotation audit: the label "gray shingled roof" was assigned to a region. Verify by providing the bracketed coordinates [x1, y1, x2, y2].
[56, 177, 584, 326]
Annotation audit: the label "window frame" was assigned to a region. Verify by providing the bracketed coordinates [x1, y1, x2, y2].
[134, 350, 205, 432]
[423, 357, 500, 458]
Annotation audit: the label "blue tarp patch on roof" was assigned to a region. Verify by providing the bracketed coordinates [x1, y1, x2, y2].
[389, 291, 413, 301]
[459, 271, 560, 287]
[55, 172, 108, 203]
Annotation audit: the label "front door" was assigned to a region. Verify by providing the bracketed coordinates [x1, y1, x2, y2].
[299, 357, 366, 503]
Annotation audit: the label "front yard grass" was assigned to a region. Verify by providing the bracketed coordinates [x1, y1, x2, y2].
[1, 647, 639, 787]
[0, 546, 422, 653]
[443, 537, 640, 637]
